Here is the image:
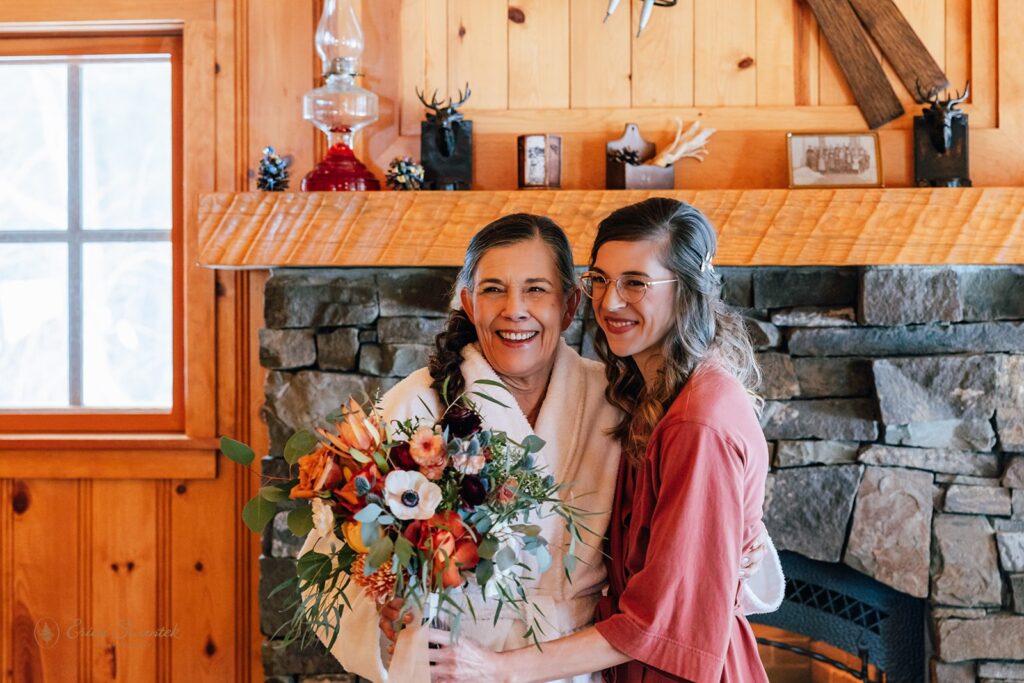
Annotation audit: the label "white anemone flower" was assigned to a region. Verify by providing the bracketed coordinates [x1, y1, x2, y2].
[384, 470, 442, 520]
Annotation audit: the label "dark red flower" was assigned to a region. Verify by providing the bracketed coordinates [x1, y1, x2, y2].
[388, 441, 418, 470]
[460, 475, 487, 506]
[442, 404, 483, 439]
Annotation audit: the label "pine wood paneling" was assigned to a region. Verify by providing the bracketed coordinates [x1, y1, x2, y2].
[508, 0, 570, 109]
[795, 0, 821, 106]
[89, 481, 158, 682]
[755, 0, 797, 106]
[447, 0, 507, 109]
[694, 0, 757, 106]
[11, 481, 81, 682]
[246, 0, 316, 191]
[168, 478, 236, 682]
[424, 0, 449, 114]
[972, 0, 998, 128]
[569, 0, 630, 108]
[944, 0, 970, 99]
[631, 0, 694, 107]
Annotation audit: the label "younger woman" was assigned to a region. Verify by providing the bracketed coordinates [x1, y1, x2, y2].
[428, 198, 774, 682]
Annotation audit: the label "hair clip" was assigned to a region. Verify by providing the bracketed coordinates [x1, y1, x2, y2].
[700, 251, 714, 273]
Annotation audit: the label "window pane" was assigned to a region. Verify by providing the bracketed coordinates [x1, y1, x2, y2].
[82, 59, 172, 230]
[0, 62, 68, 231]
[0, 244, 69, 406]
[83, 242, 172, 407]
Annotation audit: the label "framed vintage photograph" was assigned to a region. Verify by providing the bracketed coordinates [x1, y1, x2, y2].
[787, 132, 883, 188]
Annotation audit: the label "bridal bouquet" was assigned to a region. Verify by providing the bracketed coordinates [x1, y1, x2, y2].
[222, 382, 589, 650]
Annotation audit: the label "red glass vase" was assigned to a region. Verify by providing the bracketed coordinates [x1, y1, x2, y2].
[301, 143, 381, 191]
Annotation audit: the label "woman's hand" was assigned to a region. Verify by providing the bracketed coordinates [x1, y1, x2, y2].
[739, 523, 769, 582]
[379, 597, 413, 650]
[427, 628, 509, 683]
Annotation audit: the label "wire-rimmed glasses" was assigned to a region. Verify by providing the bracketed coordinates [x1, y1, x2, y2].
[579, 271, 677, 304]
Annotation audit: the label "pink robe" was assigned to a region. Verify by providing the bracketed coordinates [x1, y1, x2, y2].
[594, 364, 770, 683]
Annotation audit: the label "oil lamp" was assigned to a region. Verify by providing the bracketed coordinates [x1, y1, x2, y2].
[301, 0, 380, 191]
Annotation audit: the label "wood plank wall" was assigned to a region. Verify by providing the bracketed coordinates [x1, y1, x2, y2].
[355, 0, 1017, 191]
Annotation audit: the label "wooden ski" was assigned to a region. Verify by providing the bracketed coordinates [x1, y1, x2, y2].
[804, 0, 905, 129]
[848, 0, 949, 101]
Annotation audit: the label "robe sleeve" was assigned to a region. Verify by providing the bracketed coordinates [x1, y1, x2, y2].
[594, 420, 746, 683]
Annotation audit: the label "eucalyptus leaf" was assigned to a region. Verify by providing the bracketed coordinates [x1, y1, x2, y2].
[475, 559, 494, 586]
[534, 545, 552, 573]
[361, 520, 380, 547]
[354, 503, 383, 523]
[284, 429, 318, 465]
[474, 515, 493, 534]
[366, 536, 394, 573]
[259, 485, 290, 503]
[287, 506, 314, 537]
[521, 435, 546, 454]
[221, 437, 255, 466]
[495, 546, 516, 571]
[394, 535, 414, 569]
[478, 537, 499, 560]
[511, 524, 542, 537]
[242, 494, 277, 533]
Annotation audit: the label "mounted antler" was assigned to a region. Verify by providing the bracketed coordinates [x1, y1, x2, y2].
[920, 81, 970, 153]
[416, 83, 472, 158]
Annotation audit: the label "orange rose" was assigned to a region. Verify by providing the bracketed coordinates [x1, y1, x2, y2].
[290, 445, 344, 499]
[403, 511, 479, 588]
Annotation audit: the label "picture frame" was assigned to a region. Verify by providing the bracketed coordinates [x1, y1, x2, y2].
[787, 132, 883, 188]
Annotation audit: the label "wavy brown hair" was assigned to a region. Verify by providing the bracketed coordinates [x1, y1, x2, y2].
[428, 213, 577, 402]
[590, 198, 761, 462]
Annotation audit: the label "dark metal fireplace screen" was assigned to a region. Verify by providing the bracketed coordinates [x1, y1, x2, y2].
[748, 551, 926, 682]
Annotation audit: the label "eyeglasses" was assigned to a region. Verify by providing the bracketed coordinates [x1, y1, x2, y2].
[579, 271, 677, 304]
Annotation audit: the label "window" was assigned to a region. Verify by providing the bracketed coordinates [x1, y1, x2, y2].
[0, 35, 183, 432]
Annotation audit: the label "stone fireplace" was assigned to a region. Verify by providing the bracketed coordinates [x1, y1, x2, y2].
[253, 263, 1024, 683]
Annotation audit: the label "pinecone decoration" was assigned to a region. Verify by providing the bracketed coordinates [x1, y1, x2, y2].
[257, 146, 290, 191]
[607, 148, 642, 166]
[385, 156, 425, 191]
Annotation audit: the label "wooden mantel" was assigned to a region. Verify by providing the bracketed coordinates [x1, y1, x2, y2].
[196, 189, 1024, 268]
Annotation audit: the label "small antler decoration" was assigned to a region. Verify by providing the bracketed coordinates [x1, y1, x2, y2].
[648, 118, 715, 167]
[416, 83, 472, 158]
[916, 81, 970, 153]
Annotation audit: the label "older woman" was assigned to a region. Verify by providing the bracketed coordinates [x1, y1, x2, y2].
[299, 213, 782, 683]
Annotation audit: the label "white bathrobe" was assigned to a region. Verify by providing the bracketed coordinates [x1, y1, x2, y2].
[299, 340, 784, 683]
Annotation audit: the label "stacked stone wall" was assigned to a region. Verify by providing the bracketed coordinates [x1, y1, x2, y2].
[257, 266, 1024, 683]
